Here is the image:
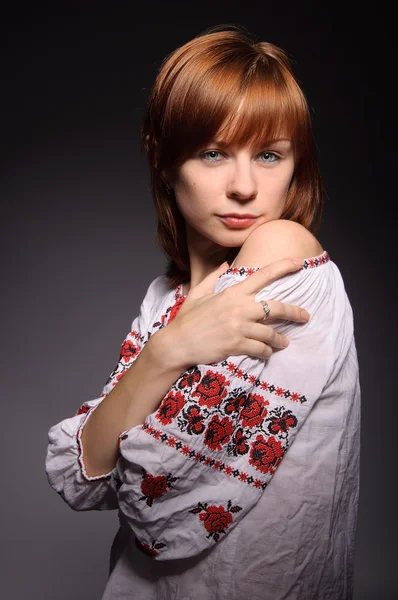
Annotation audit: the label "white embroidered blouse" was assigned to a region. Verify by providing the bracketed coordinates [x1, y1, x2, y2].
[45, 251, 361, 600]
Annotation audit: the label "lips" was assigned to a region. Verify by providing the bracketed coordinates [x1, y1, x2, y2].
[220, 213, 258, 218]
[218, 215, 258, 229]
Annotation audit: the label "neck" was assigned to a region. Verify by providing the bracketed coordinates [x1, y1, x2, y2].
[183, 226, 239, 294]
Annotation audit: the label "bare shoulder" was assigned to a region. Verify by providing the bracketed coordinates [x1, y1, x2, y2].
[234, 219, 324, 268]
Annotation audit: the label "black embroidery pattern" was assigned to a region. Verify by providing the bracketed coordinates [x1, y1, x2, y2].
[133, 361, 302, 490]
[164, 367, 297, 477]
[141, 422, 267, 490]
[223, 250, 330, 277]
[215, 361, 307, 404]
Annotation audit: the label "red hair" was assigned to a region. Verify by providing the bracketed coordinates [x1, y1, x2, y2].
[141, 25, 324, 288]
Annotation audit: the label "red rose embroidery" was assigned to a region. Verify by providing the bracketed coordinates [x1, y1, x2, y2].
[156, 390, 185, 425]
[141, 475, 167, 504]
[189, 500, 242, 542]
[224, 391, 246, 415]
[167, 296, 186, 324]
[239, 393, 269, 429]
[268, 410, 298, 435]
[249, 434, 285, 475]
[120, 339, 140, 363]
[200, 506, 232, 534]
[183, 405, 205, 435]
[192, 370, 230, 408]
[233, 427, 249, 455]
[76, 404, 90, 415]
[178, 367, 201, 390]
[204, 415, 233, 451]
[139, 470, 179, 507]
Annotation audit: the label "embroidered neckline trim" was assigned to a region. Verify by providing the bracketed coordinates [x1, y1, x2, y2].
[176, 250, 330, 300]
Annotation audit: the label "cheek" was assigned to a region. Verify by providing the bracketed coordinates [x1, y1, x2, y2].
[269, 164, 294, 198]
[176, 176, 219, 216]
[175, 188, 205, 222]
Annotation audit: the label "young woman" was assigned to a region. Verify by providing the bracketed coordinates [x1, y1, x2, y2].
[45, 26, 360, 599]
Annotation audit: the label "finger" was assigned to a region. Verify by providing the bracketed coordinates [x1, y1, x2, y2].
[235, 257, 304, 296]
[240, 339, 273, 361]
[187, 262, 229, 300]
[245, 322, 289, 349]
[250, 299, 310, 323]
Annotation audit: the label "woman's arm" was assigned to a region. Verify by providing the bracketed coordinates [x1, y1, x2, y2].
[79, 332, 186, 478]
[80, 255, 306, 478]
[114, 224, 355, 560]
[45, 255, 306, 510]
[45, 276, 162, 509]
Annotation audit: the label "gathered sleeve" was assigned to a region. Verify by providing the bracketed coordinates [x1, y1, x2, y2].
[116, 253, 356, 560]
[44, 275, 164, 511]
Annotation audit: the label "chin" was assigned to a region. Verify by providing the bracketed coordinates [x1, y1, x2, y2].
[215, 231, 253, 248]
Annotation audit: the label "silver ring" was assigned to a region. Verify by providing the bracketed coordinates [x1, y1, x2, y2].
[261, 300, 271, 320]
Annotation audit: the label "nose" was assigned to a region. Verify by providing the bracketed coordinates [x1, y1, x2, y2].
[226, 157, 258, 202]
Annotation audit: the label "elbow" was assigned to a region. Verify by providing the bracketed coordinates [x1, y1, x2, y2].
[45, 456, 118, 512]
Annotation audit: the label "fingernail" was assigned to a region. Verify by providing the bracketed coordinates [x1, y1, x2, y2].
[293, 258, 304, 266]
[282, 338, 289, 347]
[300, 310, 310, 321]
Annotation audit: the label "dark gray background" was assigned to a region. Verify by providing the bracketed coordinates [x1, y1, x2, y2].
[1, 2, 395, 599]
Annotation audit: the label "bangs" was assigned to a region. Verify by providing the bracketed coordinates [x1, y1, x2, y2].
[214, 72, 302, 150]
[158, 51, 308, 170]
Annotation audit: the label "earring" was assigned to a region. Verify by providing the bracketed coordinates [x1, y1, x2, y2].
[165, 182, 173, 195]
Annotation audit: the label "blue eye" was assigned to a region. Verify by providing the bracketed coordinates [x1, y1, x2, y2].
[259, 152, 279, 163]
[200, 149, 280, 163]
[201, 150, 222, 162]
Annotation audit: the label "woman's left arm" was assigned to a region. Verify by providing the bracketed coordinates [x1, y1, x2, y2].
[116, 248, 359, 560]
[45, 276, 163, 511]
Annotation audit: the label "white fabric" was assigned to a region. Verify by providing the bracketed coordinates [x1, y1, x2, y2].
[45, 252, 361, 599]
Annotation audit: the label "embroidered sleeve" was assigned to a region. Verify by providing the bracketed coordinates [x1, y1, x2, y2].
[116, 254, 355, 560]
[45, 276, 164, 511]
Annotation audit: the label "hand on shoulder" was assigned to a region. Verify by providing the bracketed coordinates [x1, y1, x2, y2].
[234, 219, 324, 268]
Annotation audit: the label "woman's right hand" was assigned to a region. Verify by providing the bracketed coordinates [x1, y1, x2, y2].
[162, 258, 310, 370]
